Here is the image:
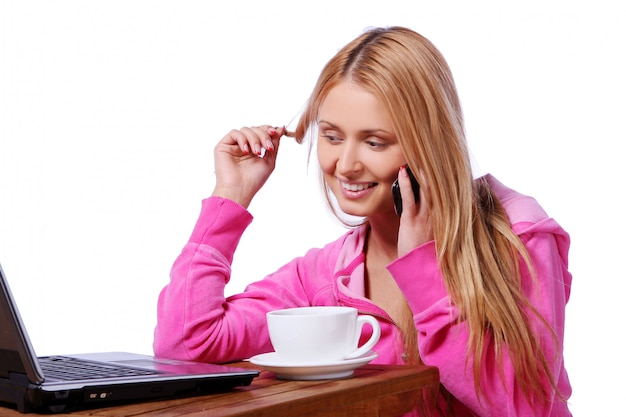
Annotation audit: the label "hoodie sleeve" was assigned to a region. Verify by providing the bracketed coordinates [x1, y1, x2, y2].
[153, 197, 338, 363]
[388, 218, 572, 416]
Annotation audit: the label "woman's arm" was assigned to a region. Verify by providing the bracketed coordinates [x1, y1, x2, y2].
[389, 219, 572, 416]
[153, 196, 338, 363]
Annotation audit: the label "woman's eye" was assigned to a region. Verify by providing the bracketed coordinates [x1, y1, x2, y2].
[322, 134, 342, 143]
[366, 139, 388, 149]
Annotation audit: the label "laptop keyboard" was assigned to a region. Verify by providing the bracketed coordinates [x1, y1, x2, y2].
[40, 356, 161, 381]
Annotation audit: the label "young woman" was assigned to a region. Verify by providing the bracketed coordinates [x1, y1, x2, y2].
[154, 26, 572, 416]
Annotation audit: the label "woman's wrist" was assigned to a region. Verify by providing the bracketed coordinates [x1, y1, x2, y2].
[211, 186, 253, 209]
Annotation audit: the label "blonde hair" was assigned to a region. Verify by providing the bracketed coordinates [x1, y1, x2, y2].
[295, 26, 560, 405]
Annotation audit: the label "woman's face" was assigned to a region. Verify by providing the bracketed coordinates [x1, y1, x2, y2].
[317, 81, 406, 219]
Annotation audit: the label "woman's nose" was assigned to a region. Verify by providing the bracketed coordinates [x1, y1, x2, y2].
[336, 142, 362, 175]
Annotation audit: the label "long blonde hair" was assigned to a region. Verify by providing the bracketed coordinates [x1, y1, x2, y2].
[295, 26, 560, 405]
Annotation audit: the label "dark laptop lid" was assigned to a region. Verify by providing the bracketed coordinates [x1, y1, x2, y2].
[0, 263, 45, 384]
[0, 263, 259, 413]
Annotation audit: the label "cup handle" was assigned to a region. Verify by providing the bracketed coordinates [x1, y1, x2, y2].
[345, 315, 381, 359]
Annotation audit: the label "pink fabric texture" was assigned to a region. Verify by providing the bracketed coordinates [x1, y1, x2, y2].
[154, 175, 572, 416]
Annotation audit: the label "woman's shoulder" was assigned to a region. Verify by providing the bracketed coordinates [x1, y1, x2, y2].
[484, 174, 549, 226]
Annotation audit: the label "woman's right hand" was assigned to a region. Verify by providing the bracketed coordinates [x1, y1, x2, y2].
[211, 125, 287, 208]
[397, 165, 434, 257]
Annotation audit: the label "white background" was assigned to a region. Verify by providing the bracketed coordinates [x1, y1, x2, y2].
[1, 1, 624, 414]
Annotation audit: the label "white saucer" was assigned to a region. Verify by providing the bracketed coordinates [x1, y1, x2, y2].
[249, 351, 378, 380]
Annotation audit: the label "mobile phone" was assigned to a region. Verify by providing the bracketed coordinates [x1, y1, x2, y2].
[392, 166, 420, 217]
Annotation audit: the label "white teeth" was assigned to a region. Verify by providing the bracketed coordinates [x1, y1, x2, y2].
[341, 181, 375, 192]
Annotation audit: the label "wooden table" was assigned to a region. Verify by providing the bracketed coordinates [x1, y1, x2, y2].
[1, 362, 440, 416]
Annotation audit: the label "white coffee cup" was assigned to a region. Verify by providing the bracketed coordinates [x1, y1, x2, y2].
[266, 306, 381, 364]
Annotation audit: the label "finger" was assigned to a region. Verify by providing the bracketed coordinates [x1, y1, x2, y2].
[218, 129, 252, 155]
[398, 166, 418, 216]
[413, 168, 430, 217]
[245, 125, 285, 157]
[268, 127, 283, 154]
[236, 127, 264, 157]
[266, 126, 284, 152]
[220, 125, 282, 159]
[275, 125, 295, 138]
[258, 125, 286, 158]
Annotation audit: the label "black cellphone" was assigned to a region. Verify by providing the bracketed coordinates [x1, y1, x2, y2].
[392, 166, 420, 217]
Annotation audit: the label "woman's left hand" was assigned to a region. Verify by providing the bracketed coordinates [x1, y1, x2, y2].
[396, 166, 434, 257]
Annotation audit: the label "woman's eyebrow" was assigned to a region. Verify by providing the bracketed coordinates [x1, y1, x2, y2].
[318, 120, 337, 128]
[318, 120, 393, 135]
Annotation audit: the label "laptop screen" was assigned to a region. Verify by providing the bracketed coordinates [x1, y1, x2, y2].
[0, 263, 45, 384]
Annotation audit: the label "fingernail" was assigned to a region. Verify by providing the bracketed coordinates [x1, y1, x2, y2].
[243, 144, 250, 154]
[265, 140, 274, 151]
[268, 127, 277, 135]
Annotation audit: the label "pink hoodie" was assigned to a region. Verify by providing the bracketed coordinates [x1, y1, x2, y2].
[154, 175, 572, 416]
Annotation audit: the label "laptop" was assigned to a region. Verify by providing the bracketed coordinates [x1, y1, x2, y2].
[0, 263, 259, 413]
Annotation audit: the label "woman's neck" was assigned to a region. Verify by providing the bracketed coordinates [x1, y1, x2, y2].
[364, 213, 420, 365]
[365, 213, 400, 263]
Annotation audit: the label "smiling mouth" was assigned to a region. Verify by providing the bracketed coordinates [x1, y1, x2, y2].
[339, 181, 378, 192]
